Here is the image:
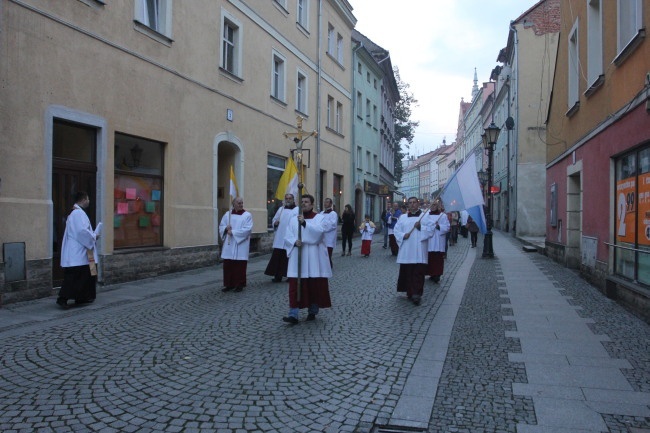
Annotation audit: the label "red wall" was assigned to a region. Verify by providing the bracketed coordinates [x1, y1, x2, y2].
[546, 104, 650, 262]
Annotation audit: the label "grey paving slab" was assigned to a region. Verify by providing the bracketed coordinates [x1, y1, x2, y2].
[518, 336, 611, 357]
[528, 397, 608, 431]
[509, 353, 633, 369]
[582, 388, 650, 405]
[525, 363, 633, 390]
[512, 383, 586, 400]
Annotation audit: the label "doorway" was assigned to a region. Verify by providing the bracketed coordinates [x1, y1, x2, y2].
[51, 120, 97, 287]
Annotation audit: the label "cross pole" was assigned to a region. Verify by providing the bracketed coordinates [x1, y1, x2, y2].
[283, 116, 317, 302]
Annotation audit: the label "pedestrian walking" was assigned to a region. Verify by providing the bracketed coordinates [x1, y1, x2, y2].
[381, 202, 390, 249]
[425, 199, 450, 283]
[219, 196, 253, 292]
[264, 194, 299, 282]
[282, 194, 333, 324]
[460, 209, 469, 238]
[56, 191, 102, 308]
[340, 204, 356, 256]
[320, 197, 339, 268]
[466, 215, 479, 247]
[387, 201, 402, 256]
[449, 211, 459, 245]
[359, 215, 376, 257]
[394, 197, 434, 306]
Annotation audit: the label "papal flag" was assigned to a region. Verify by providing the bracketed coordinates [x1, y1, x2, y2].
[275, 158, 304, 200]
[229, 165, 239, 199]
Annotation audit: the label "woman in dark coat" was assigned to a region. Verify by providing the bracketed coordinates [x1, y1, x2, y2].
[340, 204, 356, 256]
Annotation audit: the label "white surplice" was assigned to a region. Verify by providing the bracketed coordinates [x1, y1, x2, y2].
[319, 209, 339, 249]
[393, 212, 434, 264]
[424, 212, 450, 252]
[219, 211, 253, 260]
[61, 204, 100, 267]
[284, 213, 332, 278]
[271, 205, 299, 249]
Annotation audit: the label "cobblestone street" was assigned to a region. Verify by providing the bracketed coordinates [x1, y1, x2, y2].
[1, 232, 649, 433]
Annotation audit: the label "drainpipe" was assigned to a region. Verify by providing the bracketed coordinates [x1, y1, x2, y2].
[509, 20, 519, 235]
[352, 40, 364, 201]
[316, 0, 323, 207]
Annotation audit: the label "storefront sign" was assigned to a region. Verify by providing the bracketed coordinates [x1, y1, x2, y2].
[616, 177, 636, 244]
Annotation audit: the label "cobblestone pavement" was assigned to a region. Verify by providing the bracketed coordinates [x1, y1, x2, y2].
[0, 237, 466, 433]
[1, 232, 649, 433]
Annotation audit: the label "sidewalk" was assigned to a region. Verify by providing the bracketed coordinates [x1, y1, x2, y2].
[0, 232, 648, 432]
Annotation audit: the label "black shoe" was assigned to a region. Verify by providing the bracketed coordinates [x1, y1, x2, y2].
[272, 277, 282, 283]
[282, 316, 299, 325]
[234, 286, 243, 292]
[412, 296, 421, 306]
[75, 298, 94, 306]
[383, 246, 387, 249]
[56, 298, 69, 309]
[221, 286, 234, 292]
[305, 313, 316, 321]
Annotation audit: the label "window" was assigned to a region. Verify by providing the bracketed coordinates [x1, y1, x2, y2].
[271, 51, 286, 101]
[374, 78, 377, 89]
[357, 62, 362, 74]
[327, 96, 334, 128]
[373, 155, 378, 175]
[336, 102, 343, 133]
[114, 133, 164, 249]
[614, 146, 650, 286]
[267, 154, 286, 227]
[135, 0, 173, 38]
[327, 24, 335, 55]
[617, 0, 643, 53]
[586, 0, 603, 88]
[337, 33, 344, 64]
[366, 72, 370, 83]
[366, 151, 371, 173]
[366, 99, 371, 123]
[297, 0, 309, 29]
[221, 11, 242, 77]
[567, 20, 580, 112]
[357, 146, 362, 170]
[373, 105, 378, 127]
[356, 92, 363, 118]
[296, 70, 307, 113]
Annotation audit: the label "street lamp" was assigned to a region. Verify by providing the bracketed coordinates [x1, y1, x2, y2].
[482, 121, 501, 258]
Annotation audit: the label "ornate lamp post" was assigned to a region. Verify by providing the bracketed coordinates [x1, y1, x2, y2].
[482, 121, 501, 258]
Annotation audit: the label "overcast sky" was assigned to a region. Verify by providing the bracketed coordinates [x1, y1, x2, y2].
[351, 0, 537, 158]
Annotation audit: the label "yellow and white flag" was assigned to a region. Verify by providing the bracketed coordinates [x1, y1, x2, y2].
[229, 165, 239, 199]
[275, 158, 302, 200]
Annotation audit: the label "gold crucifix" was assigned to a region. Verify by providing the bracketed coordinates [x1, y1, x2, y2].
[282, 116, 317, 146]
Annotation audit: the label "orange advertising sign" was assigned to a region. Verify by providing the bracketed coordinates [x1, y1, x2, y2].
[616, 177, 636, 244]
[638, 173, 650, 246]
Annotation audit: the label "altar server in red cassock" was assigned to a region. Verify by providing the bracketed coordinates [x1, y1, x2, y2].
[219, 197, 253, 292]
[425, 199, 450, 283]
[394, 197, 434, 306]
[359, 215, 376, 257]
[264, 194, 299, 282]
[282, 194, 334, 324]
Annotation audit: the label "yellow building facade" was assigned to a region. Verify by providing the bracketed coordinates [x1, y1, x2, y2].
[0, 0, 355, 304]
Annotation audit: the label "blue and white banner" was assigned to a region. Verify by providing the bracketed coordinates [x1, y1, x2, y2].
[440, 153, 488, 234]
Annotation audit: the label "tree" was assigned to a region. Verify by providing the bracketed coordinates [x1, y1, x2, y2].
[393, 67, 419, 184]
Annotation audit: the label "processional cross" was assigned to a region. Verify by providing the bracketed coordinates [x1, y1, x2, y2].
[282, 116, 317, 301]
